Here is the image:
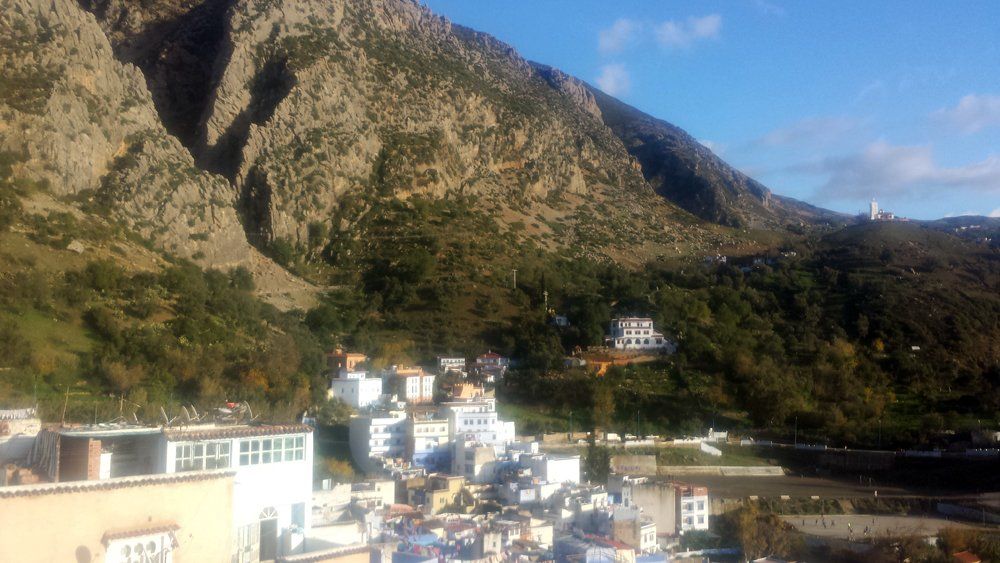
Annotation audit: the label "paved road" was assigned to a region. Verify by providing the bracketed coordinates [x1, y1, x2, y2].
[782, 514, 983, 540]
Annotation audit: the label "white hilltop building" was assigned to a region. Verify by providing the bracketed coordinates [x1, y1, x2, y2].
[606, 317, 676, 352]
[869, 198, 896, 221]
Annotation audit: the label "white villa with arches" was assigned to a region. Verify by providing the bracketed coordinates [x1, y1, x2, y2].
[607, 317, 676, 352]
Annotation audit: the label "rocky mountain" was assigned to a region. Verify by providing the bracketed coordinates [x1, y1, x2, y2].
[0, 0, 315, 307]
[586, 85, 846, 229]
[2, 0, 833, 306]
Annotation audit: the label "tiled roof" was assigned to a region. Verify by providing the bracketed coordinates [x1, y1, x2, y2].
[953, 552, 982, 563]
[102, 523, 180, 544]
[0, 469, 235, 498]
[163, 424, 312, 441]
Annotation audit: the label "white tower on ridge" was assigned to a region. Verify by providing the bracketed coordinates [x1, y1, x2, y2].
[869, 198, 879, 221]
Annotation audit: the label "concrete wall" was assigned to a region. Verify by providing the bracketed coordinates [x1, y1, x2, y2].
[0, 416, 40, 463]
[0, 472, 234, 563]
[656, 465, 785, 476]
[610, 455, 657, 476]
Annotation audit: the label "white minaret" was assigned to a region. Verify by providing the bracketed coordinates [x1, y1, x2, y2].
[869, 198, 879, 221]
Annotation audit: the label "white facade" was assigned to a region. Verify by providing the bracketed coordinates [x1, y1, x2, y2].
[408, 418, 451, 470]
[400, 373, 436, 404]
[678, 487, 710, 533]
[328, 372, 383, 410]
[453, 439, 502, 484]
[870, 198, 879, 221]
[348, 412, 408, 472]
[163, 425, 314, 560]
[607, 317, 675, 352]
[520, 454, 581, 486]
[437, 356, 466, 374]
[441, 399, 515, 448]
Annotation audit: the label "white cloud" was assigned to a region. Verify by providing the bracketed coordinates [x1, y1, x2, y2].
[934, 94, 1000, 134]
[774, 141, 1000, 201]
[655, 14, 722, 48]
[598, 18, 641, 54]
[989, 207, 1000, 218]
[756, 116, 861, 147]
[806, 141, 1000, 200]
[753, 0, 786, 16]
[595, 63, 631, 96]
[854, 80, 887, 106]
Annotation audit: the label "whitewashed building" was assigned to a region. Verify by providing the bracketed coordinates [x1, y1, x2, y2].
[384, 367, 436, 405]
[328, 370, 383, 410]
[440, 398, 516, 449]
[163, 424, 314, 560]
[407, 417, 451, 471]
[676, 484, 710, 533]
[453, 439, 503, 484]
[607, 317, 675, 352]
[519, 453, 581, 486]
[348, 411, 408, 473]
[437, 356, 467, 375]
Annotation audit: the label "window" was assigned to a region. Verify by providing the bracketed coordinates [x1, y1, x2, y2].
[174, 441, 230, 472]
[239, 435, 305, 466]
[697, 501, 705, 511]
[697, 515, 705, 524]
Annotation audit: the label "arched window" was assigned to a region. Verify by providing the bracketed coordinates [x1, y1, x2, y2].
[644, 339, 650, 345]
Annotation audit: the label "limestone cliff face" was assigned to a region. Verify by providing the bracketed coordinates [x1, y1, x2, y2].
[194, 0, 670, 249]
[0, 0, 315, 308]
[5, 0, 747, 282]
[0, 0, 248, 265]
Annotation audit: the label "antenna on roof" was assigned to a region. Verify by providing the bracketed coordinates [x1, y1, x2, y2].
[160, 406, 178, 427]
[245, 402, 259, 422]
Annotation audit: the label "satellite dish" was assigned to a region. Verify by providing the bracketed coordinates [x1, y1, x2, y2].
[189, 405, 200, 420]
[160, 406, 170, 426]
[180, 406, 191, 424]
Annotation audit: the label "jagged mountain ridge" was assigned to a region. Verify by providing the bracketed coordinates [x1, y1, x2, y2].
[586, 84, 845, 229]
[2, 0, 824, 299]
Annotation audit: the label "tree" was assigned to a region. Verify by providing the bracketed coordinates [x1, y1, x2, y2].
[722, 505, 804, 561]
[592, 380, 616, 433]
[99, 359, 146, 393]
[315, 397, 355, 426]
[0, 190, 21, 232]
[583, 443, 611, 484]
[324, 458, 355, 482]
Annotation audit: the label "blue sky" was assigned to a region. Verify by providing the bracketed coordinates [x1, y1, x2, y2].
[423, 0, 1000, 219]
